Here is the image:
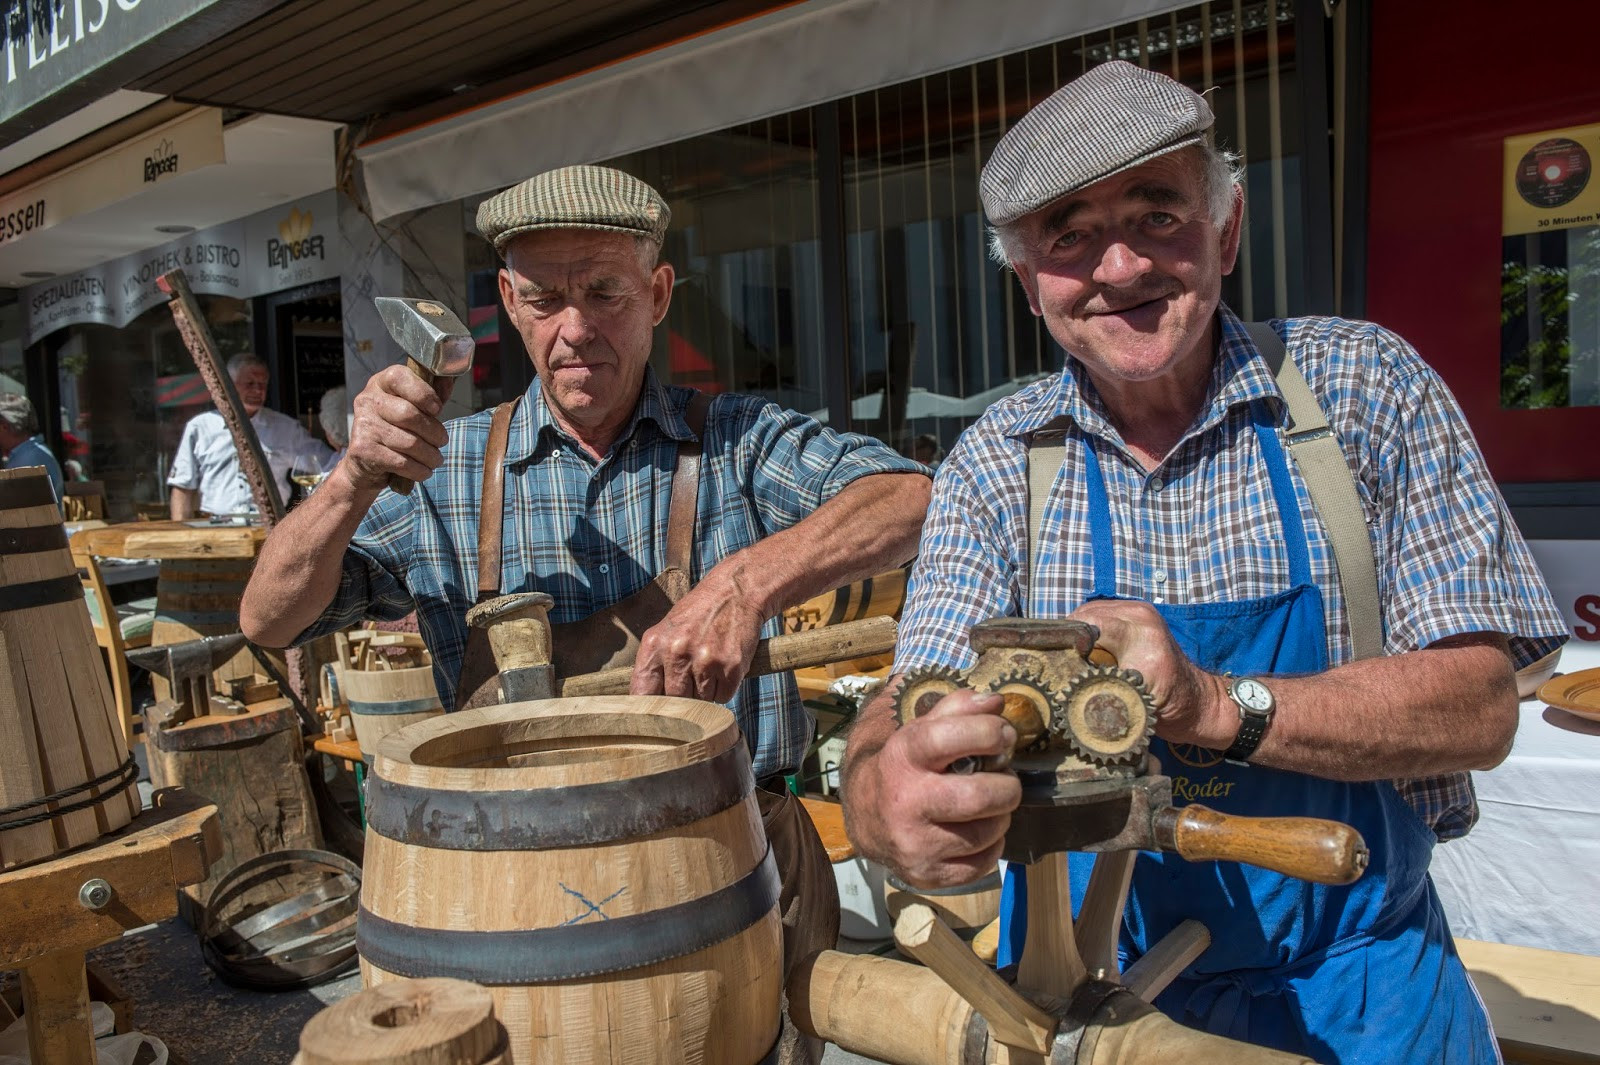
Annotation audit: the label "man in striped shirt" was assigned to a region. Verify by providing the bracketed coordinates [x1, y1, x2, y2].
[841, 62, 1565, 1063]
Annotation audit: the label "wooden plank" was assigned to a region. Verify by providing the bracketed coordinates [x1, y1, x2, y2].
[799, 796, 854, 863]
[1456, 938, 1600, 1064]
[75, 521, 266, 560]
[0, 790, 220, 966]
[1018, 852, 1087, 1001]
[21, 949, 93, 1065]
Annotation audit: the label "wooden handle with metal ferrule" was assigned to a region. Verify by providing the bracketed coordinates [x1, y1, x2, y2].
[386, 357, 435, 496]
[559, 615, 899, 697]
[1152, 804, 1370, 886]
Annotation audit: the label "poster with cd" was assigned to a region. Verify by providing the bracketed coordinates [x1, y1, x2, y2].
[1504, 122, 1600, 235]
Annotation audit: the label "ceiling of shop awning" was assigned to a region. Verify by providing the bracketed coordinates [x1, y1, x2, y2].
[127, 0, 781, 126]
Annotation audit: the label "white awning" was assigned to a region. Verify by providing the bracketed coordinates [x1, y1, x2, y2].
[356, 0, 1188, 222]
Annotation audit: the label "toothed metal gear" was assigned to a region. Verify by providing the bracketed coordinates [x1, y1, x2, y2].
[984, 670, 1058, 751]
[895, 665, 966, 725]
[1057, 665, 1156, 765]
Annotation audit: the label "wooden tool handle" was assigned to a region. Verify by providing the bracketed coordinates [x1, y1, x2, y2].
[559, 614, 899, 697]
[788, 949, 978, 1065]
[1153, 804, 1370, 886]
[386, 357, 435, 497]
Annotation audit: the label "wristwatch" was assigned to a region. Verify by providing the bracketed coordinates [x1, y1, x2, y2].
[1223, 676, 1275, 765]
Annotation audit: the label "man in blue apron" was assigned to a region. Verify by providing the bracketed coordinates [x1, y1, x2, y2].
[841, 62, 1567, 1063]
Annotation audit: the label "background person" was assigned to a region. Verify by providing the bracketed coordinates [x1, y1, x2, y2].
[841, 61, 1566, 1063]
[168, 353, 332, 518]
[0, 391, 64, 500]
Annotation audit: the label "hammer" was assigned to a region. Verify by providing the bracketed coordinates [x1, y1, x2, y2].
[465, 591, 900, 702]
[374, 296, 476, 495]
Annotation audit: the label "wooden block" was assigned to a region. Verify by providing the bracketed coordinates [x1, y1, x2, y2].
[226, 673, 280, 705]
[800, 797, 855, 863]
[1456, 938, 1600, 1064]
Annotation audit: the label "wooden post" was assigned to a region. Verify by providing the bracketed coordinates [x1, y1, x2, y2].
[21, 949, 92, 1065]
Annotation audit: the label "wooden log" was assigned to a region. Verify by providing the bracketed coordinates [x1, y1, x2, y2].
[295, 978, 508, 1065]
[142, 697, 322, 925]
[787, 949, 978, 1065]
[342, 664, 442, 764]
[0, 469, 139, 870]
[1076, 990, 1316, 1065]
[361, 697, 783, 1064]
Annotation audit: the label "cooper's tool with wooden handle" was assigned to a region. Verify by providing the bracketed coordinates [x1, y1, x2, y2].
[373, 297, 476, 496]
[558, 614, 899, 697]
[1152, 805, 1370, 886]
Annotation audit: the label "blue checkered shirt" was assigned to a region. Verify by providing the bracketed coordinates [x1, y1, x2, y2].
[301, 369, 926, 779]
[895, 307, 1568, 839]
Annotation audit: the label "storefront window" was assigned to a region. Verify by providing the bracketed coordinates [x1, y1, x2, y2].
[60, 296, 252, 520]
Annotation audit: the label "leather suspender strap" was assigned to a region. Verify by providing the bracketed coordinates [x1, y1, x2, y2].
[665, 392, 711, 574]
[476, 399, 520, 598]
[1245, 321, 1384, 660]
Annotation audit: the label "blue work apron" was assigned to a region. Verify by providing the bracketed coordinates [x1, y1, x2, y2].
[997, 404, 1496, 1064]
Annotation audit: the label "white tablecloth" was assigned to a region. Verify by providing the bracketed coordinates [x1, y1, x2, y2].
[1430, 640, 1600, 955]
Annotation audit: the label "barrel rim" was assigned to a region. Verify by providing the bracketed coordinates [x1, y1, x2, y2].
[372, 697, 740, 791]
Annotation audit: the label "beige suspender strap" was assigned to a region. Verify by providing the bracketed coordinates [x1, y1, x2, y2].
[1245, 321, 1385, 660]
[664, 392, 711, 574]
[1025, 422, 1071, 616]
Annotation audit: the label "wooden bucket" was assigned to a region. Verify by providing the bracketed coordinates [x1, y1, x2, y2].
[784, 566, 908, 632]
[883, 869, 1001, 938]
[0, 468, 140, 869]
[342, 665, 442, 763]
[359, 697, 783, 1064]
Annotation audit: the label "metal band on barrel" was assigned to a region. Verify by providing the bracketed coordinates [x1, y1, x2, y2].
[0, 525, 68, 554]
[357, 846, 779, 984]
[0, 575, 83, 613]
[0, 476, 59, 509]
[348, 697, 442, 717]
[886, 870, 1002, 896]
[365, 738, 753, 850]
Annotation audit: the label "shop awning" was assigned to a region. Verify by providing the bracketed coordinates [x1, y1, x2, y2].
[356, 0, 1189, 222]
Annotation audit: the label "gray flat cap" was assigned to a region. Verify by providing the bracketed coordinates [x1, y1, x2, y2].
[980, 60, 1213, 226]
[476, 164, 670, 255]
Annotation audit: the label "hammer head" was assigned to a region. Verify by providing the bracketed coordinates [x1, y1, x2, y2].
[375, 297, 475, 378]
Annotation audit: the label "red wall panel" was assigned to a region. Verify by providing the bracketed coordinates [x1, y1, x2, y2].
[1366, 1, 1600, 481]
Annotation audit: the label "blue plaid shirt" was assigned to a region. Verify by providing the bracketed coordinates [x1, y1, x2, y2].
[896, 307, 1567, 839]
[302, 369, 926, 778]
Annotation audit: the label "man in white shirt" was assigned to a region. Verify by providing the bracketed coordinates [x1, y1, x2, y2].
[168, 353, 332, 518]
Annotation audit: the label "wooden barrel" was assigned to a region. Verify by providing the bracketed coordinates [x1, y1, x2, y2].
[0, 468, 140, 869]
[359, 697, 783, 1064]
[295, 978, 509, 1065]
[151, 557, 271, 699]
[342, 665, 442, 763]
[784, 566, 908, 633]
[883, 869, 1001, 938]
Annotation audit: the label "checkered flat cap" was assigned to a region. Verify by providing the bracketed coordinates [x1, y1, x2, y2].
[980, 60, 1213, 226]
[476, 165, 670, 254]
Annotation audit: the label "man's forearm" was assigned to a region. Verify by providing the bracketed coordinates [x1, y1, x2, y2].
[169, 486, 197, 520]
[707, 472, 930, 618]
[239, 463, 382, 647]
[1178, 635, 1519, 780]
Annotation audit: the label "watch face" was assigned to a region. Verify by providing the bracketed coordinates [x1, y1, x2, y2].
[1233, 678, 1273, 712]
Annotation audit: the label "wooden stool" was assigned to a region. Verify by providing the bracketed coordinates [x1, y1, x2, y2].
[0, 789, 221, 1065]
[1456, 938, 1600, 1064]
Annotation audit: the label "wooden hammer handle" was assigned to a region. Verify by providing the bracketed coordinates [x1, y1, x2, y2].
[1153, 804, 1370, 886]
[386, 357, 435, 497]
[558, 615, 899, 697]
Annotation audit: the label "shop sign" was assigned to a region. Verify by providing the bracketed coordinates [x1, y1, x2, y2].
[0, 107, 225, 247]
[21, 189, 339, 344]
[1528, 541, 1600, 644]
[1503, 121, 1600, 236]
[0, 0, 266, 137]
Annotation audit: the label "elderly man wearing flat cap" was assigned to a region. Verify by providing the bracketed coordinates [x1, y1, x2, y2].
[842, 61, 1564, 1062]
[244, 165, 930, 1054]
